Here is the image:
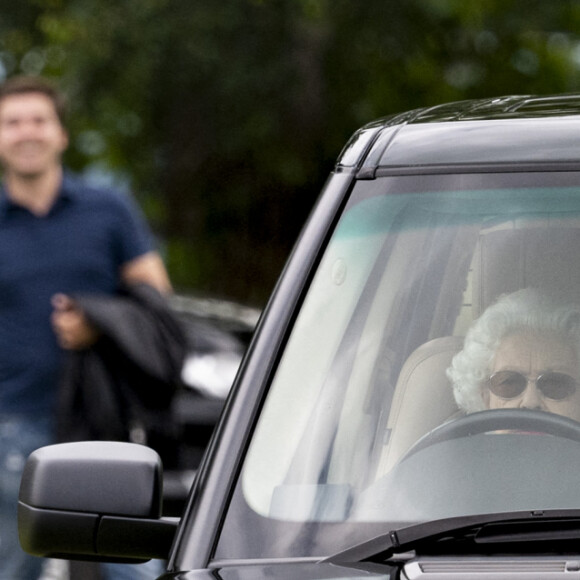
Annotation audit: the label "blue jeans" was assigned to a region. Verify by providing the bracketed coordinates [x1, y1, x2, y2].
[0, 415, 53, 580]
[101, 559, 165, 579]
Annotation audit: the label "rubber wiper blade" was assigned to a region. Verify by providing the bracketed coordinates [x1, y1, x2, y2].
[476, 518, 580, 544]
[326, 509, 580, 563]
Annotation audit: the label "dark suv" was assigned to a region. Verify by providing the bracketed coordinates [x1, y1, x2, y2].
[19, 94, 580, 579]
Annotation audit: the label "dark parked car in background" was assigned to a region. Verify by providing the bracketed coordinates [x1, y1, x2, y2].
[164, 295, 259, 513]
[20, 94, 580, 579]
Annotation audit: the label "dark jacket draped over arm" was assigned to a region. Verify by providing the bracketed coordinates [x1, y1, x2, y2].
[56, 284, 188, 449]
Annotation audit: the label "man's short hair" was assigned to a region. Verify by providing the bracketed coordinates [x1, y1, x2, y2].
[0, 75, 67, 127]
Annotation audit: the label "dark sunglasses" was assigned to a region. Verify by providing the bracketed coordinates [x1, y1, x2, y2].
[487, 370, 578, 401]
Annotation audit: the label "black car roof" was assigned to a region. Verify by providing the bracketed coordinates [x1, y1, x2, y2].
[337, 94, 580, 175]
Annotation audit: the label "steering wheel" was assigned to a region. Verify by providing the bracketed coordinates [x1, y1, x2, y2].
[401, 409, 580, 462]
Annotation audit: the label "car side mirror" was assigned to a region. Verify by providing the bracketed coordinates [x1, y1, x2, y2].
[18, 441, 178, 562]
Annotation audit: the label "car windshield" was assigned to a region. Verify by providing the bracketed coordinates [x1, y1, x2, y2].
[216, 170, 580, 560]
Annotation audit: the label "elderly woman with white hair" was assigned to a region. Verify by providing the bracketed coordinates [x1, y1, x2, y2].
[447, 288, 580, 422]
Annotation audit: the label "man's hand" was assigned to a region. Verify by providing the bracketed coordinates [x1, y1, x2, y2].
[51, 294, 101, 350]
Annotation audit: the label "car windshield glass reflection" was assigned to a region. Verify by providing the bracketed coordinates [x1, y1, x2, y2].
[218, 172, 580, 559]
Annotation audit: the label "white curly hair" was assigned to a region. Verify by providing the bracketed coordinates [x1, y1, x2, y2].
[447, 288, 580, 413]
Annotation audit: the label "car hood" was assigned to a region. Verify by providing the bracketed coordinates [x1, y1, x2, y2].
[170, 561, 394, 580]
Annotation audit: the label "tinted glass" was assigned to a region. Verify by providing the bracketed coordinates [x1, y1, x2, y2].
[216, 171, 580, 559]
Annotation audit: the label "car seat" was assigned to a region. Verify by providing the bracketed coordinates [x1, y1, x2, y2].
[378, 335, 463, 473]
[473, 220, 580, 316]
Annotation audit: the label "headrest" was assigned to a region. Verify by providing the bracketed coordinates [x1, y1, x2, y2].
[473, 223, 580, 317]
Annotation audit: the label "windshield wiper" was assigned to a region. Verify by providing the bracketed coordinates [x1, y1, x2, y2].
[327, 510, 580, 563]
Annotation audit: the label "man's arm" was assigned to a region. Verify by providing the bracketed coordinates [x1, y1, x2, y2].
[52, 252, 173, 350]
[120, 251, 173, 294]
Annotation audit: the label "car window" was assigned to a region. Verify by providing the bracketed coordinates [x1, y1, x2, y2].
[216, 170, 580, 560]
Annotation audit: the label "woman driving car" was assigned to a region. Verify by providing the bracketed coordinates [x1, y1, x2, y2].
[447, 288, 580, 422]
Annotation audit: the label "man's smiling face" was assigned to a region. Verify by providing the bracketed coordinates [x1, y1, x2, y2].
[0, 92, 68, 179]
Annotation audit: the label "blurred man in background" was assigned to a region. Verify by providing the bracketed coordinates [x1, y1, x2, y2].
[0, 75, 171, 579]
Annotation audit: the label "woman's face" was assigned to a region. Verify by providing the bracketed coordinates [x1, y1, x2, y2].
[485, 331, 580, 421]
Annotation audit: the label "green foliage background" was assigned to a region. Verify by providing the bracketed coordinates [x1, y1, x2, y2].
[2, 0, 580, 304]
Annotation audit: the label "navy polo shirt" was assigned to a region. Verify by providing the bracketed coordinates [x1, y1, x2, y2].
[0, 173, 154, 416]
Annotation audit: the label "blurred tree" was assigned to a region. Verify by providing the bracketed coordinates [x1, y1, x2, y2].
[1, 0, 580, 304]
